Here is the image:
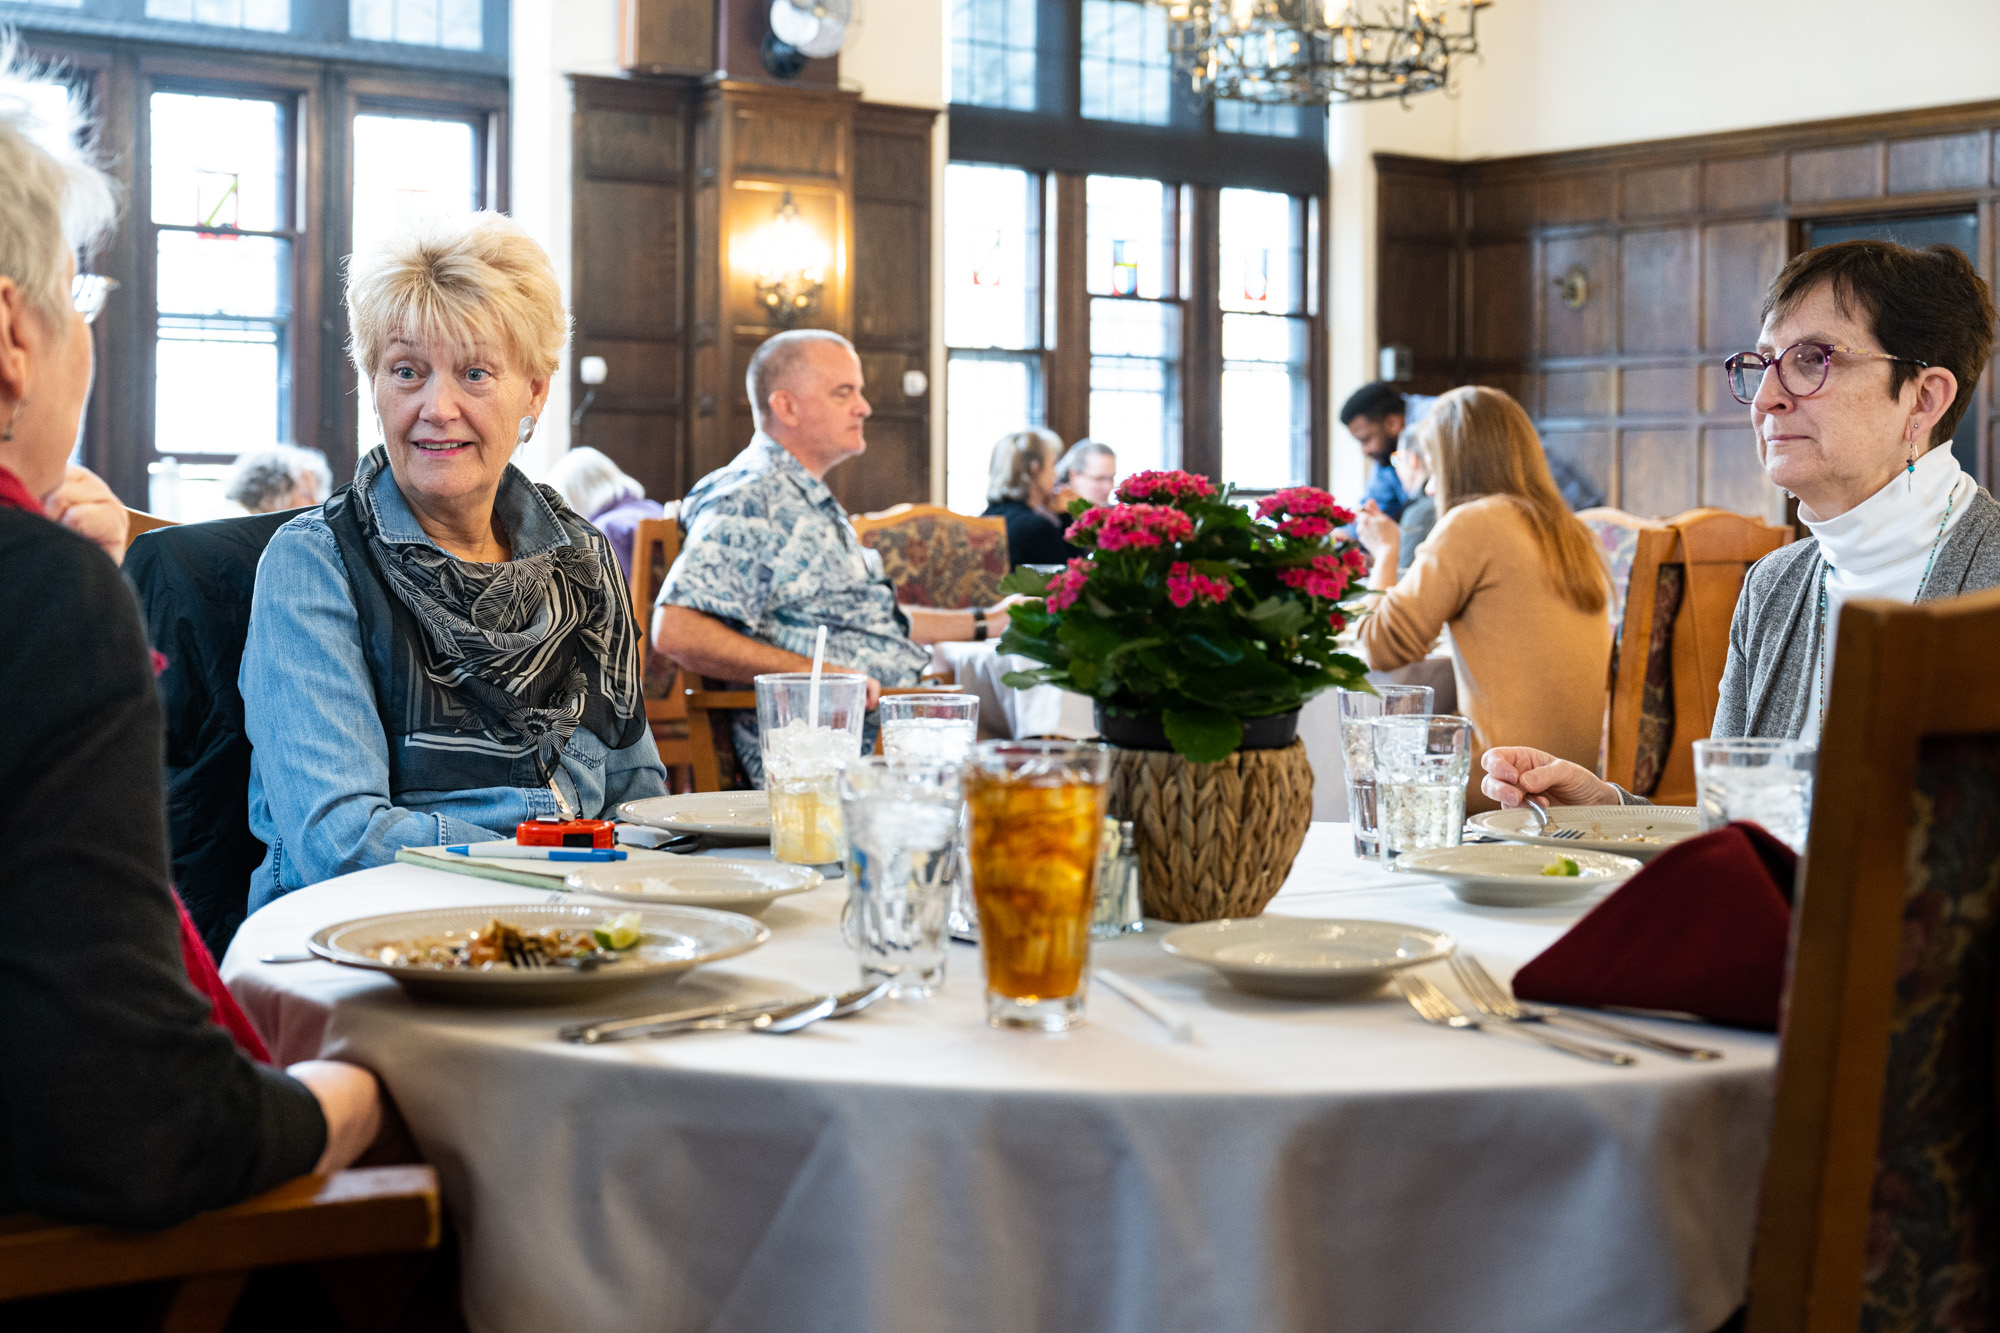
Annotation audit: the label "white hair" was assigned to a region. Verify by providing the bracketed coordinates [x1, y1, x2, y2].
[224, 444, 332, 512]
[544, 445, 644, 518]
[745, 328, 854, 428]
[0, 38, 118, 333]
[986, 427, 1061, 505]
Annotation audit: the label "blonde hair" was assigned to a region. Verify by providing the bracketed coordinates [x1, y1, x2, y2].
[986, 427, 1061, 505]
[545, 445, 644, 518]
[0, 41, 117, 333]
[346, 211, 567, 382]
[1411, 386, 1608, 615]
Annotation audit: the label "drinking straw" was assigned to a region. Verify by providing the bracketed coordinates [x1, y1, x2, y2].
[808, 625, 828, 729]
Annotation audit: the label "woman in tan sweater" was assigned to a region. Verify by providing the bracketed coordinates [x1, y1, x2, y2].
[1353, 386, 1611, 813]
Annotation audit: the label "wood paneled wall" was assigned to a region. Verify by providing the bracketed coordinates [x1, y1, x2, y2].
[569, 73, 936, 509]
[1378, 99, 2000, 520]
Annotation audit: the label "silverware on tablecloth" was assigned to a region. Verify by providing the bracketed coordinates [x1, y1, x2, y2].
[1449, 955, 1722, 1061]
[259, 952, 316, 964]
[1093, 968, 1194, 1042]
[1396, 974, 1634, 1066]
[561, 981, 889, 1044]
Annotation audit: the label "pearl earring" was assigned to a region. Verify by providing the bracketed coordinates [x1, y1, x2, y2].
[517, 415, 536, 445]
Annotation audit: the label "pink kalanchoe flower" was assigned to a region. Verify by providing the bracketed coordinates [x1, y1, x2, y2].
[1257, 485, 1348, 523]
[1065, 506, 1112, 542]
[1044, 558, 1093, 611]
[1343, 547, 1370, 573]
[1165, 561, 1230, 608]
[1116, 469, 1216, 504]
[1328, 610, 1348, 633]
[1090, 503, 1194, 552]
[1278, 514, 1334, 540]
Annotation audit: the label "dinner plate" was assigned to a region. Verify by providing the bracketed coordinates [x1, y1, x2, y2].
[620, 792, 772, 842]
[563, 859, 822, 915]
[1159, 917, 1455, 999]
[1466, 804, 1701, 860]
[308, 903, 769, 1003]
[1392, 843, 1641, 907]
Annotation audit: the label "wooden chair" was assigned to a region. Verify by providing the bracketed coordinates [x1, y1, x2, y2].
[852, 504, 1010, 608]
[1745, 585, 2000, 1332]
[1582, 509, 1684, 800]
[125, 507, 177, 549]
[629, 511, 695, 792]
[0, 1165, 440, 1331]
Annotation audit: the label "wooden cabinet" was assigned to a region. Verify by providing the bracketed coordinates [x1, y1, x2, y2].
[569, 73, 936, 508]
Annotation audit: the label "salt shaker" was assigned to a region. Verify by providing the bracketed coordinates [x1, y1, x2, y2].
[1091, 819, 1143, 939]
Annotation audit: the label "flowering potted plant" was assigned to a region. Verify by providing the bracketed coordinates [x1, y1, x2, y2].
[997, 470, 1374, 764]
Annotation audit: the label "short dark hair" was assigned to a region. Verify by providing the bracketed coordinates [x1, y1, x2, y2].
[1338, 382, 1406, 426]
[1762, 240, 1996, 448]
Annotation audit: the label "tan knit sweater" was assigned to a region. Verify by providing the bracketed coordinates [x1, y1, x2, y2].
[1353, 495, 1611, 814]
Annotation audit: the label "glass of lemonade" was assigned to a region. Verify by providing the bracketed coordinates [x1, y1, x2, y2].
[1335, 684, 1434, 858]
[1371, 714, 1472, 865]
[881, 694, 981, 937]
[838, 757, 963, 998]
[1693, 738, 1815, 853]
[964, 741, 1112, 1031]
[755, 672, 868, 865]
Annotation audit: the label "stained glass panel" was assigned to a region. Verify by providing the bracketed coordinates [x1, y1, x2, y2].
[1219, 187, 1303, 314]
[944, 163, 1040, 351]
[1086, 175, 1172, 299]
[150, 94, 284, 231]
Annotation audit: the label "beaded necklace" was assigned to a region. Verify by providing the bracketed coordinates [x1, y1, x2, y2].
[1814, 488, 1957, 733]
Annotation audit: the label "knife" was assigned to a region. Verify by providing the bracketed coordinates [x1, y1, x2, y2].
[559, 995, 811, 1044]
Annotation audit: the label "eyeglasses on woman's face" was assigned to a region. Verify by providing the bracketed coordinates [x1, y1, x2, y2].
[1723, 340, 1927, 406]
[70, 273, 118, 325]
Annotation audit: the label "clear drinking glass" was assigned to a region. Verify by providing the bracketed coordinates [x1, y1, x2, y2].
[755, 672, 869, 865]
[882, 693, 983, 938]
[964, 741, 1112, 1031]
[1335, 684, 1435, 858]
[1371, 714, 1473, 865]
[838, 758, 963, 998]
[1693, 738, 1816, 854]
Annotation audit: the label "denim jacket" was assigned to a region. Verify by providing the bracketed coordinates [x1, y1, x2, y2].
[241, 466, 667, 909]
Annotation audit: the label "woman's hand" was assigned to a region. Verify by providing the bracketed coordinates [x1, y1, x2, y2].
[287, 1059, 384, 1177]
[1354, 499, 1399, 560]
[44, 465, 129, 566]
[1480, 746, 1619, 809]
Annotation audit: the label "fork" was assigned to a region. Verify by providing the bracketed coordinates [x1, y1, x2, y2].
[504, 940, 546, 970]
[1397, 973, 1634, 1065]
[1449, 955, 1722, 1061]
[1523, 802, 1588, 840]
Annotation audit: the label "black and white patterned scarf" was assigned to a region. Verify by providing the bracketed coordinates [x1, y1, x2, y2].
[348, 447, 645, 772]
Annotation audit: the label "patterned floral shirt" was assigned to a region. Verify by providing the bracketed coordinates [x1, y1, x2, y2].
[661, 433, 930, 689]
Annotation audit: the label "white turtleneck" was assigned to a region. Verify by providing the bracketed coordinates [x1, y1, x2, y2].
[1801, 442, 1974, 734]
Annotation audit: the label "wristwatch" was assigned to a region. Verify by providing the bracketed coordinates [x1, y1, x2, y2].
[972, 607, 989, 642]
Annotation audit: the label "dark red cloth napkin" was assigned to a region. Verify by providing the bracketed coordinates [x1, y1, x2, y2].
[172, 890, 273, 1063]
[1511, 821, 1798, 1031]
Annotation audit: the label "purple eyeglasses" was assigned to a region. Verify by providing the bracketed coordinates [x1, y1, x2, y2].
[1724, 341, 1928, 405]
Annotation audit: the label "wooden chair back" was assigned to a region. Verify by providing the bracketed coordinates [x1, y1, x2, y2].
[1747, 585, 2000, 1332]
[1583, 509, 1683, 798]
[1653, 507, 1792, 801]
[124, 507, 177, 549]
[0, 1165, 440, 1331]
[630, 510, 695, 792]
[852, 503, 1010, 608]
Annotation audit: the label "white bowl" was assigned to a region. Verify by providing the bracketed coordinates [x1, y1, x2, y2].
[308, 902, 769, 1004]
[1160, 917, 1456, 999]
[1392, 843, 1641, 907]
[1465, 804, 1700, 860]
[563, 859, 822, 915]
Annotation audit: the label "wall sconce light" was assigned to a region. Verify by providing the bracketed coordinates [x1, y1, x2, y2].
[751, 191, 829, 328]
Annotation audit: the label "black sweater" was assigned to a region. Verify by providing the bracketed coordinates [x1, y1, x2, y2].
[982, 498, 1076, 568]
[0, 509, 324, 1229]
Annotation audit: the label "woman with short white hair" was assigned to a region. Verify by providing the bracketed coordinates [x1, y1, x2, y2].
[544, 444, 662, 578]
[225, 443, 332, 513]
[240, 212, 666, 909]
[981, 426, 1074, 567]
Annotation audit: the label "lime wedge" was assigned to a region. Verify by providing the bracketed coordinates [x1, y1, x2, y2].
[593, 911, 644, 951]
[1539, 856, 1580, 877]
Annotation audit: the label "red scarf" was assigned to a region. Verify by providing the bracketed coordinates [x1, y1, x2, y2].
[0, 464, 271, 1061]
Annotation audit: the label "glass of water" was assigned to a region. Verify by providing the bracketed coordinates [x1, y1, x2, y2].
[1371, 714, 1473, 865]
[1693, 738, 1816, 853]
[838, 757, 964, 998]
[1335, 685, 1435, 858]
[879, 693, 980, 935]
[756, 673, 869, 866]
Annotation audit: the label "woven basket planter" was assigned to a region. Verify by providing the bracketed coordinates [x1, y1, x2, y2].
[1105, 738, 1315, 923]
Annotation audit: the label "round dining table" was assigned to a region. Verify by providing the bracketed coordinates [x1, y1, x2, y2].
[222, 824, 1775, 1333]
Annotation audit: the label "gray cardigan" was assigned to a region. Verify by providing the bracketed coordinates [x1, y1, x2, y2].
[1713, 487, 2000, 740]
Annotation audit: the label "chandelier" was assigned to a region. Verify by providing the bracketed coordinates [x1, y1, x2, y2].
[1151, 0, 1491, 107]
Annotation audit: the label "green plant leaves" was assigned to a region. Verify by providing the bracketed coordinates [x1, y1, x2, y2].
[1163, 707, 1242, 763]
[998, 566, 1056, 597]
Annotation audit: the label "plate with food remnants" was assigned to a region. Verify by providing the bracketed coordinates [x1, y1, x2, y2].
[307, 903, 769, 1003]
[1466, 804, 1700, 861]
[1391, 843, 1642, 907]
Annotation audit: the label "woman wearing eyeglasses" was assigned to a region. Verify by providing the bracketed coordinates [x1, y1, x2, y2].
[1484, 239, 2000, 809]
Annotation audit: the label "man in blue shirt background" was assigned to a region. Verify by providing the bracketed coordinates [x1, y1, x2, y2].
[1339, 383, 1422, 522]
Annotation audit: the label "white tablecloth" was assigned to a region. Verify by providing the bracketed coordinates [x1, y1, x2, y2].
[931, 640, 1097, 739]
[223, 827, 1774, 1333]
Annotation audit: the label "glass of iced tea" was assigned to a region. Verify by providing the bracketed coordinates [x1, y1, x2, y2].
[964, 740, 1112, 1031]
[755, 672, 868, 866]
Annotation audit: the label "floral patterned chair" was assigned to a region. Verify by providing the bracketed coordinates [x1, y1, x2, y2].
[1579, 509, 1682, 797]
[852, 504, 1011, 609]
[1746, 584, 2000, 1333]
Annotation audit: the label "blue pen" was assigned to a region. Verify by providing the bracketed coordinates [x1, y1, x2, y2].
[444, 842, 627, 862]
